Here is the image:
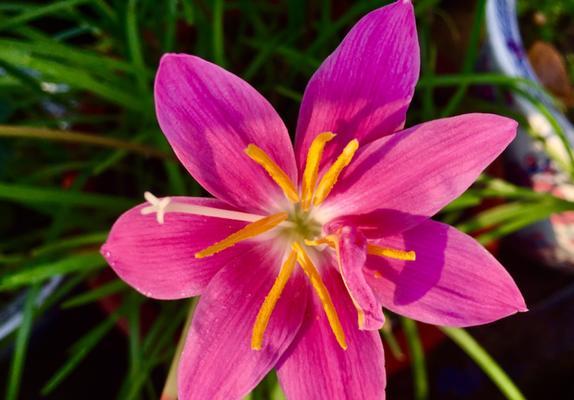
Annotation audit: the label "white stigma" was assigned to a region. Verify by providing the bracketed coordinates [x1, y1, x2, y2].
[141, 191, 171, 224]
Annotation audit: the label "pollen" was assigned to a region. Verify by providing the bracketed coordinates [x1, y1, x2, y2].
[301, 132, 336, 210]
[195, 212, 289, 258]
[313, 139, 359, 206]
[251, 250, 297, 350]
[367, 244, 416, 261]
[245, 144, 300, 204]
[292, 242, 348, 350]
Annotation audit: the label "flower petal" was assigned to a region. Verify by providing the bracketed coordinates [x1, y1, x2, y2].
[333, 226, 384, 330]
[276, 265, 386, 400]
[178, 244, 308, 399]
[295, 0, 419, 170]
[101, 197, 251, 300]
[320, 114, 517, 230]
[155, 54, 297, 212]
[365, 219, 527, 326]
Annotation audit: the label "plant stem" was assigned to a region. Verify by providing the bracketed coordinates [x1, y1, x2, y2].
[0, 125, 171, 160]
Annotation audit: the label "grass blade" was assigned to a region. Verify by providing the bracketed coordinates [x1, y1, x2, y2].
[0, 252, 105, 291]
[0, 0, 90, 31]
[401, 318, 429, 400]
[5, 284, 39, 400]
[441, 327, 526, 400]
[0, 183, 134, 210]
[61, 279, 126, 308]
[0, 125, 170, 159]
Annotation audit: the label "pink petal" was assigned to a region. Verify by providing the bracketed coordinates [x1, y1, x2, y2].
[365, 219, 527, 326]
[178, 244, 308, 399]
[277, 265, 386, 400]
[333, 226, 384, 330]
[321, 114, 517, 231]
[295, 0, 419, 171]
[101, 197, 251, 300]
[155, 54, 297, 213]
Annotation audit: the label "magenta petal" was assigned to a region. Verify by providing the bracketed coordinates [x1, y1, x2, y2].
[295, 0, 419, 170]
[277, 266, 386, 400]
[155, 54, 297, 212]
[365, 220, 527, 326]
[178, 244, 307, 399]
[321, 114, 517, 229]
[101, 197, 251, 299]
[334, 226, 384, 330]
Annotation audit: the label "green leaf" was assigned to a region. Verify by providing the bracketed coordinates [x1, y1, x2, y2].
[5, 284, 39, 400]
[0, 0, 91, 31]
[61, 279, 126, 308]
[212, 0, 226, 66]
[0, 49, 145, 111]
[401, 318, 429, 400]
[0, 125, 170, 159]
[0, 182, 135, 210]
[126, 0, 149, 97]
[441, 327, 526, 400]
[32, 231, 108, 257]
[0, 252, 105, 291]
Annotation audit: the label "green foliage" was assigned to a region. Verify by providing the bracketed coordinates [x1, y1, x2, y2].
[0, 0, 571, 399]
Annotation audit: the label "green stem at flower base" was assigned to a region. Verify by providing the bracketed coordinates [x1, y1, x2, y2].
[161, 299, 198, 400]
[0, 125, 172, 160]
[440, 327, 526, 400]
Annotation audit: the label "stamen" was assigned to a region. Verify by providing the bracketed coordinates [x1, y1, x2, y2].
[301, 132, 336, 210]
[304, 236, 336, 248]
[195, 212, 289, 259]
[306, 236, 416, 261]
[141, 192, 270, 223]
[313, 139, 359, 206]
[251, 250, 297, 350]
[245, 144, 300, 203]
[367, 244, 416, 261]
[292, 242, 347, 350]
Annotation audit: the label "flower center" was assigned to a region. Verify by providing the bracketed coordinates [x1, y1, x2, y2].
[141, 133, 416, 352]
[276, 204, 322, 242]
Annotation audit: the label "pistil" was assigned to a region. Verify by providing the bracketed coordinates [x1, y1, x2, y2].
[141, 192, 273, 224]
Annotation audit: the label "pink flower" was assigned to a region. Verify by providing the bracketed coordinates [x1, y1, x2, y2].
[101, 1, 526, 398]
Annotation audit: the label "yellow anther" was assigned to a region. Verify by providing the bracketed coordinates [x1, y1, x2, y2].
[245, 144, 300, 203]
[304, 236, 336, 248]
[195, 212, 288, 259]
[367, 244, 416, 261]
[292, 242, 347, 350]
[314, 139, 359, 206]
[251, 251, 297, 350]
[301, 132, 336, 210]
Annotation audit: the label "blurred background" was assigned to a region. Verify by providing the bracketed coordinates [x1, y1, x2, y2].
[1, 0, 574, 398]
